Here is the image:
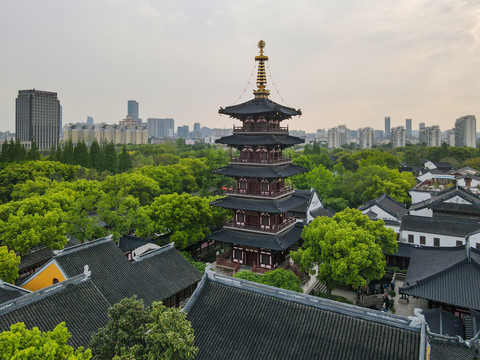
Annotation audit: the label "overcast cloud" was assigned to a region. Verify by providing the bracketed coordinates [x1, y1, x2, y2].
[1, 0, 479, 132]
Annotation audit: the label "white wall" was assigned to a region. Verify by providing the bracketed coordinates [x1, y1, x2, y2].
[409, 191, 431, 204]
[306, 191, 323, 223]
[409, 208, 433, 217]
[400, 230, 464, 247]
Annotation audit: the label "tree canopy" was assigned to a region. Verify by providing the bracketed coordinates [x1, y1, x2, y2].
[0, 322, 91, 360]
[291, 208, 397, 296]
[90, 296, 197, 360]
[0, 246, 20, 283]
[233, 268, 303, 293]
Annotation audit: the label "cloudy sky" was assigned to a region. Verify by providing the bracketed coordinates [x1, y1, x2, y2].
[1, 0, 479, 133]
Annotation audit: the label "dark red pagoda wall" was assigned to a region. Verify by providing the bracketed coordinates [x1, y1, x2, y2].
[235, 211, 284, 227]
[237, 178, 286, 192]
[232, 245, 287, 269]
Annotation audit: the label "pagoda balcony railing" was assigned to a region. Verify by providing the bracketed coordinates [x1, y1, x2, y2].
[233, 125, 289, 135]
[224, 217, 296, 235]
[226, 185, 294, 199]
[230, 155, 291, 166]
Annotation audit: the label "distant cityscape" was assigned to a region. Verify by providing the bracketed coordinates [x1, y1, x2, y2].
[3, 89, 478, 150]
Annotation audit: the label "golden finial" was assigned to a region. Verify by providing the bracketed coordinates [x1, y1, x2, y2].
[254, 40, 270, 98]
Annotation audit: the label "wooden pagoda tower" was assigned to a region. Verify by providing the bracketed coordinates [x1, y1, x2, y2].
[210, 40, 307, 270]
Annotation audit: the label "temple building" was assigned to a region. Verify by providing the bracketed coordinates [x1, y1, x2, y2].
[209, 41, 320, 271]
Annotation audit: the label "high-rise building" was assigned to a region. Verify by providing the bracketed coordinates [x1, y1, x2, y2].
[419, 123, 425, 130]
[444, 128, 456, 146]
[374, 130, 384, 139]
[391, 126, 406, 148]
[358, 127, 374, 149]
[327, 125, 347, 149]
[455, 115, 476, 148]
[63, 122, 148, 146]
[87, 116, 94, 125]
[127, 100, 141, 125]
[177, 125, 189, 138]
[147, 118, 174, 138]
[385, 117, 391, 139]
[16, 89, 61, 150]
[405, 119, 412, 139]
[193, 123, 201, 138]
[424, 125, 441, 147]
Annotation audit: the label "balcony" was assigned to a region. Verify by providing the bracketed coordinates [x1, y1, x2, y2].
[230, 155, 291, 166]
[224, 217, 297, 235]
[233, 125, 289, 135]
[226, 185, 294, 199]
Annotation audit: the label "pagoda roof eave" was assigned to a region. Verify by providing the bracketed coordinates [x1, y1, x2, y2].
[216, 134, 304, 147]
[210, 192, 309, 213]
[212, 164, 306, 179]
[208, 223, 303, 251]
[219, 98, 301, 119]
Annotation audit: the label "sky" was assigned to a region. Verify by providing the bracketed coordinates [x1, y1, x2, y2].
[1, 0, 480, 133]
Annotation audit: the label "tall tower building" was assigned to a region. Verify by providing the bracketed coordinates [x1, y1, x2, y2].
[193, 123, 201, 138]
[147, 118, 174, 137]
[385, 117, 391, 139]
[209, 40, 306, 270]
[87, 116, 94, 125]
[358, 127, 374, 149]
[405, 119, 412, 139]
[127, 100, 141, 125]
[391, 126, 406, 148]
[177, 125, 189, 138]
[15, 89, 60, 150]
[327, 125, 347, 149]
[455, 115, 476, 148]
[424, 125, 441, 147]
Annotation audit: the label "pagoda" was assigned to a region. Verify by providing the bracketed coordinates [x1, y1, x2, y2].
[210, 40, 308, 270]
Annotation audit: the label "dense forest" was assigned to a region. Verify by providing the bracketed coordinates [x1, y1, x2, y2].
[2, 138, 480, 282]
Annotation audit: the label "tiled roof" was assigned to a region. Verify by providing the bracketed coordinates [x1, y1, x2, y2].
[133, 245, 202, 301]
[0, 282, 30, 303]
[400, 215, 480, 237]
[428, 336, 478, 360]
[18, 238, 80, 271]
[216, 134, 304, 147]
[212, 164, 306, 179]
[211, 192, 310, 213]
[0, 275, 110, 348]
[358, 194, 408, 220]
[310, 207, 335, 218]
[219, 97, 301, 118]
[208, 223, 303, 251]
[118, 234, 151, 253]
[400, 246, 480, 310]
[422, 308, 465, 337]
[184, 271, 422, 360]
[409, 186, 480, 212]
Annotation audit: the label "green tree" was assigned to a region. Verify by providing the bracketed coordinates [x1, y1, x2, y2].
[102, 142, 118, 173]
[90, 297, 197, 360]
[292, 208, 396, 296]
[146, 193, 212, 249]
[0, 140, 10, 163]
[234, 269, 302, 292]
[13, 139, 27, 163]
[118, 145, 133, 173]
[0, 322, 91, 360]
[73, 141, 89, 168]
[89, 140, 101, 171]
[63, 140, 75, 164]
[102, 173, 160, 206]
[26, 141, 40, 161]
[0, 246, 20, 283]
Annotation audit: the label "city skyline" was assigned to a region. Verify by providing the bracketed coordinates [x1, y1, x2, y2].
[1, 1, 480, 133]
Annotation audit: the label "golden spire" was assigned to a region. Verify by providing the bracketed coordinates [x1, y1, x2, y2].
[253, 40, 270, 99]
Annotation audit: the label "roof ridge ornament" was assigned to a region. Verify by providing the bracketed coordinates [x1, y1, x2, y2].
[253, 40, 270, 99]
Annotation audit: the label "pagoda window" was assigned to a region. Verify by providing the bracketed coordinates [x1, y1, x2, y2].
[261, 183, 269, 192]
[234, 249, 243, 260]
[261, 216, 270, 226]
[237, 213, 245, 223]
[261, 254, 271, 265]
[239, 181, 247, 190]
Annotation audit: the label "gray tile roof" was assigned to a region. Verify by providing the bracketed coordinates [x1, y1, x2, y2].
[0, 275, 110, 348]
[409, 186, 480, 212]
[118, 234, 151, 253]
[216, 134, 304, 147]
[133, 245, 202, 301]
[212, 163, 306, 179]
[208, 223, 303, 251]
[18, 239, 80, 271]
[400, 246, 480, 310]
[422, 308, 465, 337]
[184, 272, 422, 360]
[310, 207, 335, 218]
[358, 194, 408, 220]
[218, 97, 301, 118]
[400, 215, 480, 237]
[0, 282, 30, 303]
[428, 336, 478, 360]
